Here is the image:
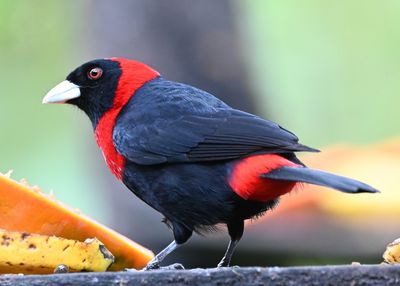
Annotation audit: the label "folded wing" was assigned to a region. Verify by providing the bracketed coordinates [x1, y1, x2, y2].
[113, 108, 317, 165]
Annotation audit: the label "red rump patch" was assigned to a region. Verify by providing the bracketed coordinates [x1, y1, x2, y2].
[229, 154, 301, 201]
[94, 58, 160, 180]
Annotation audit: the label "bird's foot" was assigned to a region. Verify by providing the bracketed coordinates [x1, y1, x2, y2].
[141, 261, 185, 271]
[143, 260, 160, 271]
[217, 260, 229, 268]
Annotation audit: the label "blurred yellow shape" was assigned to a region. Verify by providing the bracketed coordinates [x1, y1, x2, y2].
[300, 138, 400, 218]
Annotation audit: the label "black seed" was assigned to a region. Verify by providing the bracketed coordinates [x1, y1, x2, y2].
[21, 232, 30, 240]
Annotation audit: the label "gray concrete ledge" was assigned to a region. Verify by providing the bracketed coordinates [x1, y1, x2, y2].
[1, 265, 399, 286]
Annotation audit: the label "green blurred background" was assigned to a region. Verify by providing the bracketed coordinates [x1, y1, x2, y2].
[0, 0, 399, 267]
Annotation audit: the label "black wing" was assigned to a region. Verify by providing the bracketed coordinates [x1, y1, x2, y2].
[113, 107, 317, 165]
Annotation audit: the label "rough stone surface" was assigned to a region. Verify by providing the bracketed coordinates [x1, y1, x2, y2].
[1, 265, 400, 286]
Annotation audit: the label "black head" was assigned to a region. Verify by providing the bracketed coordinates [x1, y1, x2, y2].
[43, 59, 121, 127]
[43, 58, 160, 128]
[67, 59, 123, 127]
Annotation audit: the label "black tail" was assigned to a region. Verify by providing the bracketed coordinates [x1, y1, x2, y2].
[262, 166, 379, 194]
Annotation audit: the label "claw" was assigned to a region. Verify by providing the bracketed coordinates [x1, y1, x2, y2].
[142, 262, 185, 271]
[142, 260, 161, 271]
[217, 262, 228, 268]
[217, 259, 229, 268]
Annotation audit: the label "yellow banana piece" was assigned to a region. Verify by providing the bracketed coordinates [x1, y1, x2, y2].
[0, 228, 114, 274]
[383, 238, 400, 264]
[0, 171, 153, 270]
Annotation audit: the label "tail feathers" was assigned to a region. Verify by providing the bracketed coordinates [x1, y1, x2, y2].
[261, 166, 379, 194]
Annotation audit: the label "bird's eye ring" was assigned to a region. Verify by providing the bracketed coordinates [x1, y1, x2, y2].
[87, 67, 103, 80]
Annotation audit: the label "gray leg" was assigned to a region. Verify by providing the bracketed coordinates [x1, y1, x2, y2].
[143, 222, 192, 270]
[217, 220, 244, 267]
[217, 238, 240, 267]
[144, 240, 181, 270]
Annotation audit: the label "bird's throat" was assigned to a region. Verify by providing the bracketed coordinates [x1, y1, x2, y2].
[95, 109, 126, 180]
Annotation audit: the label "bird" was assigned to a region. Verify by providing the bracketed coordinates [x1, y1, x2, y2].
[42, 58, 378, 270]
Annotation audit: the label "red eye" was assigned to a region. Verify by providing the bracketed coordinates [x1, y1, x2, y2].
[87, 67, 103, 80]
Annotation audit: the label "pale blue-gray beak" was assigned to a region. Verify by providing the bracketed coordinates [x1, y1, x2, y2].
[42, 80, 80, 104]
